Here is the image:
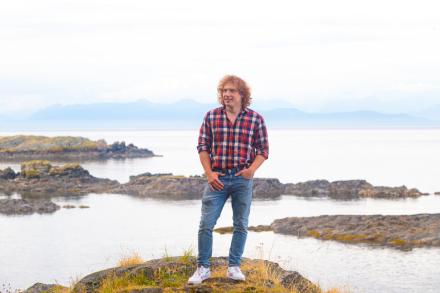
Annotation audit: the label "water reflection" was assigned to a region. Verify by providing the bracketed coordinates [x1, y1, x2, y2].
[1, 193, 440, 292]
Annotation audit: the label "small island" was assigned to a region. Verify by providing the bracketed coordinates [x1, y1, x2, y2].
[0, 135, 155, 161]
[214, 213, 440, 251]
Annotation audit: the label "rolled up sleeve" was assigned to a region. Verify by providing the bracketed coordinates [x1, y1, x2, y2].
[197, 113, 212, 153]
[253, 116, 269, 159]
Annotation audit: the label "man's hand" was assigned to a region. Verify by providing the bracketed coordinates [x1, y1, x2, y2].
[207, 171, 225, 191]
[235, 168, 254, 180]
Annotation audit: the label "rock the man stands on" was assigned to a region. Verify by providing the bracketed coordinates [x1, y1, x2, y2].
[188, 75, 269, 284]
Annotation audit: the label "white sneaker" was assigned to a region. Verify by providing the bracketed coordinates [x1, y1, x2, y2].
[227, 266, 245, 281]
[188, 266, 211, 284]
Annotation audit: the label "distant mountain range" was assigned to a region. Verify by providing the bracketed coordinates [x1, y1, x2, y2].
[416, 104, 440, 121]
[1, 99, 439, 130]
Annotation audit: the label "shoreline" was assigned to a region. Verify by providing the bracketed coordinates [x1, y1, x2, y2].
[0, 161, 435, 216]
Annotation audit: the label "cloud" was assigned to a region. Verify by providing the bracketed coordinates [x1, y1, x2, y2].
[0, 0, 439, 114]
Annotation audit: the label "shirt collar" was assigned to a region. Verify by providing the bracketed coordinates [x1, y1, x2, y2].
[221, 106, 248, 115]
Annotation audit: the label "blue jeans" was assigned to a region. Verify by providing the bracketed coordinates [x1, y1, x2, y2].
[197, 169, 253, 267]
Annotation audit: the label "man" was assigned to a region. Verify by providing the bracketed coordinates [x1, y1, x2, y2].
[188, 75, 269, 284]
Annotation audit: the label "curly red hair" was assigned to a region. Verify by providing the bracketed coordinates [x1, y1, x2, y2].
[217, 75, 252, 110]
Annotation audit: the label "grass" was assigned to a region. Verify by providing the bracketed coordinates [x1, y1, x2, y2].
[28, 249, 350, 293]
[49, 163, 82, 175]
[97, 271, 156, 293]
[162, 246, 173, 262]
[0, 135, 102, 153]
[179, 245, 194, 264]
[118, 251, 144, 267]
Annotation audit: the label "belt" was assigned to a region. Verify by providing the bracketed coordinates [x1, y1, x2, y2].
[212, 165, 246, 174]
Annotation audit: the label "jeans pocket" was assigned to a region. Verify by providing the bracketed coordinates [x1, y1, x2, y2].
[240, 175, 252, 180]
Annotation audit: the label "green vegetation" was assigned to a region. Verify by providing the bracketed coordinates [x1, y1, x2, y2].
[390, 238, 407, 246]
[20, 160, 51, 178]
[214, 225, 273, 235]
[29, 252, 349, 293]
[214, 226, 234, 234]
[49, 163, 82, 176]
[162, 246, 173, 262]
[178, 246, 195, 264]
[0, 135, 107, 153]
[17, 161, 87, 180]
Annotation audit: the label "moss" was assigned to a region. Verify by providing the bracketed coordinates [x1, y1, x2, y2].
[98, 271, 156, 293]
[66, 188, 81, 193]
[161, 175, 186, 179]
[155, 270, 188, 288]
[23, 169, 41, 178]
[214, 226, 234, 234]
[214, 225, 272, 235]
[308, 230, 375, 244]
[48, 146, 66, 153]
[332, 233, 368, 243]
[307, 230, 321, 238]
[49, 163, 82, 175]
[21, 160, 51, 167]
[0, 148, 15, 153]
[390, 238, 407, 246]
[40, 285, 70, 293]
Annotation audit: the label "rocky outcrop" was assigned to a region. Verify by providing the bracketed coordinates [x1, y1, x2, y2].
[112, 173, 285, 200]
[253, 178, 285, 198]
[283, 179, 423, 199]
[271, 214, 440, 250]
[0, 167, 16, 179]
[0, 161, 119, 197]
[0, 162, 427, 206]
[0, 135, 155, 161]
[63, 257, 318, 293]
[23, 282, 68, 293]
[214, 225, 272, 234]
[216, 214, 440, 250]
[114, 173, 206, 200]
[0, 198, 60, 215]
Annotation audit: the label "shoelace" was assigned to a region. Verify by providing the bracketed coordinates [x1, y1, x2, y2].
[197, 267, 208, 276]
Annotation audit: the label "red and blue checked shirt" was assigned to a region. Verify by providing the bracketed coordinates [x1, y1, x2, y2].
[197, 106, 269, 170]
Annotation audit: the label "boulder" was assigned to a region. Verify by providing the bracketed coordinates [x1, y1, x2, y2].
[72, 257, 319, 293]
[23, 282, 68, 293]
[0, 167, 16, 179]
[0, 198, 60, 215]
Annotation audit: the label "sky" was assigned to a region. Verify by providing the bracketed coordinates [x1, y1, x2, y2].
[1, 0, 439, 117]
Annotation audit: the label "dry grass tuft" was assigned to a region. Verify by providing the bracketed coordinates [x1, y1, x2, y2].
[118, 252, 144, 267]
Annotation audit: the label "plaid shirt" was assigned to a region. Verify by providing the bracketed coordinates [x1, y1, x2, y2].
[197, 106, 269, 170]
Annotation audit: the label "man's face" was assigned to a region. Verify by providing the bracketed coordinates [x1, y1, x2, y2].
[222, 82, 242, 109]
